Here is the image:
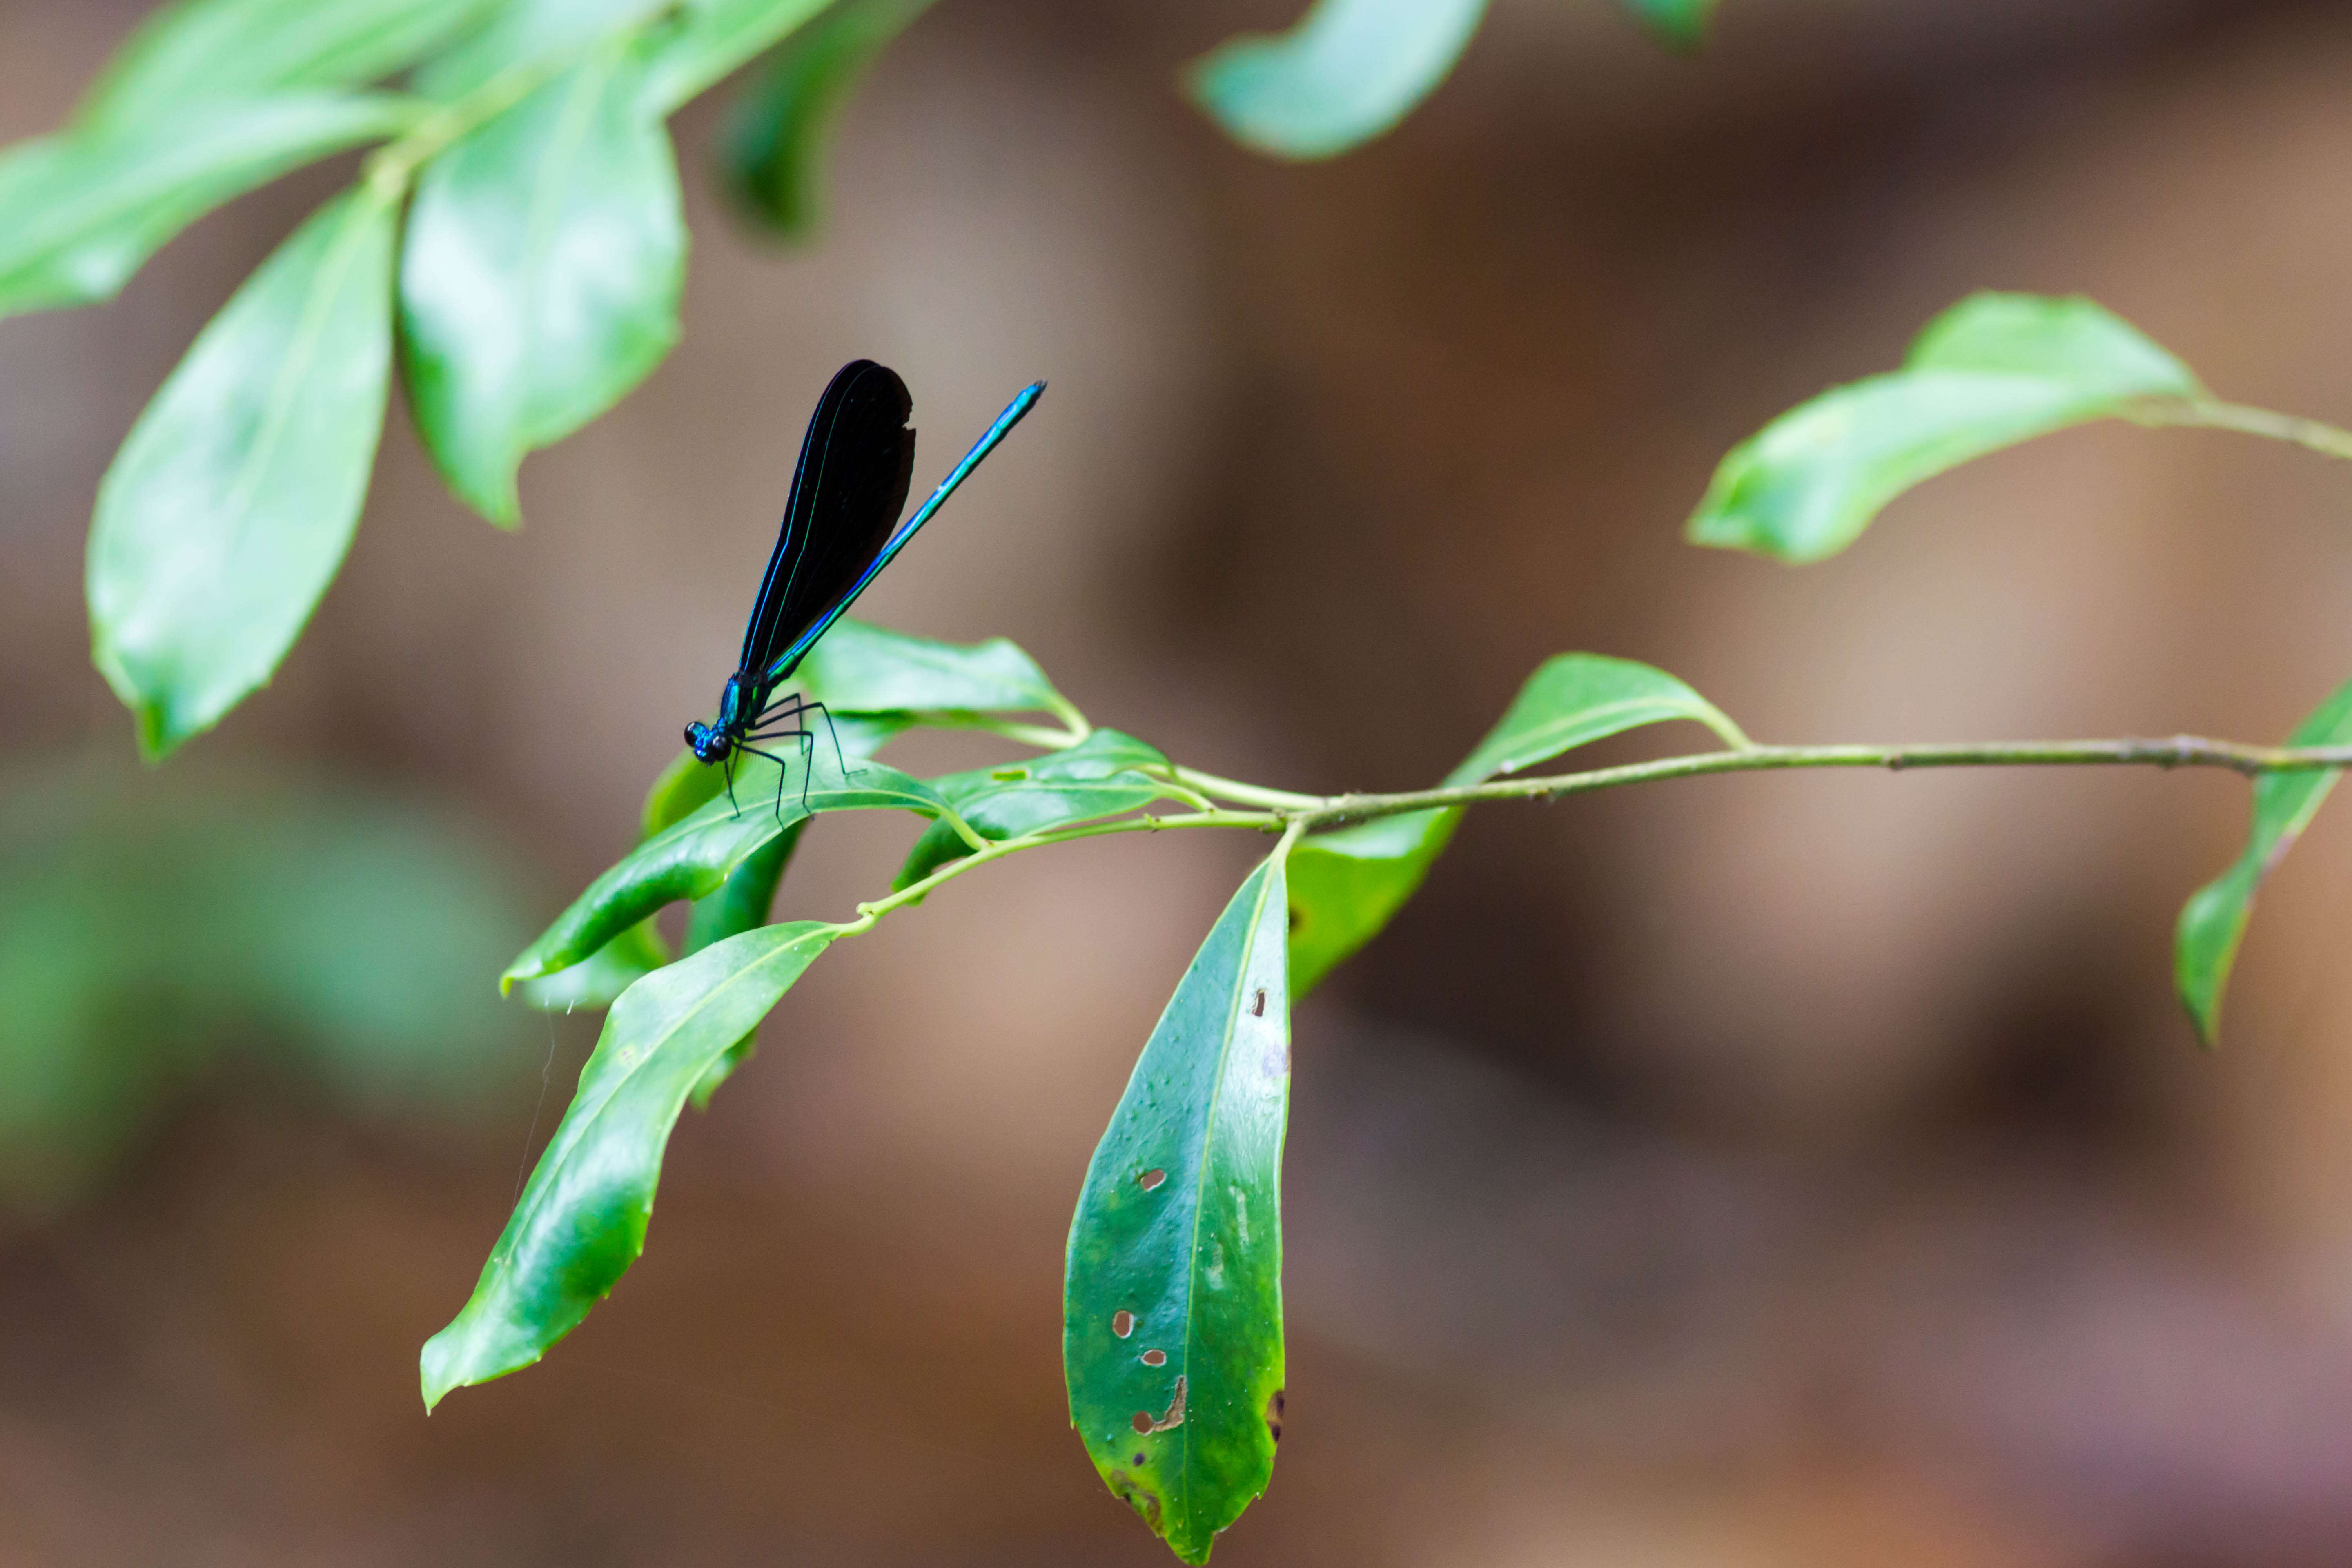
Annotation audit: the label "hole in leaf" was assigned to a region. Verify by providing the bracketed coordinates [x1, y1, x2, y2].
[1138, 1167, 1166, 1191]
[1131, 1411, 1154, 1434]
[1132, 1452, 1146, 1466]
[1111, 1310, 1135, 1337]
[1141, 1349, 1167, 1367]
[1251, 988, 1267, 1017]
[1267, 1387, 1285, 1443]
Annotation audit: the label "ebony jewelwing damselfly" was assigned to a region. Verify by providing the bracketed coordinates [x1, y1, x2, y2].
[685, 361, 1045, 815]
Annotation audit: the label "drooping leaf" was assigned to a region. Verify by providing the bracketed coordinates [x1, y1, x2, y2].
[1287, 655, 1743, 996]
[77, 0, 491, 125]
[1067, 851, 1292, 1564]
[512, 917, 671, 1013]
[400, 38, 685, 526]
[894, 729, 1174, 890]
[2175, 677, 2352, 1047]
[1186, 0, 1489, 162]
[423, 921, 835, 1407]
[88, 185, 397, 757]
[1688, 293, 2204, 563]
[641, 0, 835, 113]
[1614, 0, 1715, 49]
[1285, 808, 1456, 999]
[791, 619, 1064, 716]
[718, 0, 933, 238]
[502, 750, 944, 989]
[0, 95, 412, 320]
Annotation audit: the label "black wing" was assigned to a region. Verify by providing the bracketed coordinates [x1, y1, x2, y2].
[737, 359, 916, 688]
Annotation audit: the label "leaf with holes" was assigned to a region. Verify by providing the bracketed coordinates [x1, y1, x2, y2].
[718, 0, 933, 238]
[894, 730, 1176, 891]
[1615, 0, 1715, 49]
[399, 35, 684, 526]
[0, 94, 412, 321]
[76, 0, 492, 124]
[2176, 677, 2352, 1047]
[87, 185, 396, 757]
[1688, 293, 2204, 563]
[501, 749, 943, 989]
[1066, 849, 1292, 1564]
[423, 921, 835, 1407]
[1287, 655, 1742, 995]
[1187, 0, 1488, 162]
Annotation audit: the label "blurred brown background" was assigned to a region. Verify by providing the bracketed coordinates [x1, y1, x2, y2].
[9, 0, 2352, 1562]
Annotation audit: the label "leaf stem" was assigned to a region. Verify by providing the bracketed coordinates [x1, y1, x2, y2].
[1166, 766, 1323, 812]
[1288, 734, 2352, 830]
[2129, 398, 2352, 462]
[361, 25, 629, 196]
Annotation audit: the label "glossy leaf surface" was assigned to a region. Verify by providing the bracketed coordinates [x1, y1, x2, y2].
[1286, 808, 1457, 999]
[1067, 854, 1292, 1564]
[88, 187, 396, 756]
[400, 39, 684, 525]
[894, 730, 1173, 890]
[423, 922, 835, 1406]
[1187, 0, 1488, 162]
[1688, 293, 2203, 563]
[0, 95, 410, 319]
[790, 619, 1062, 715]
[78, 0, 490, 123]
[2175, 677, 2352, 1046]
[1287, 655, 1742, 996]
[1445, 653, 1748, 784]
[502, 751, 942, 988]
[719, 0, 933, 238]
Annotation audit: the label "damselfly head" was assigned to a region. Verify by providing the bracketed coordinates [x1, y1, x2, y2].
[685, 721, 729, 765]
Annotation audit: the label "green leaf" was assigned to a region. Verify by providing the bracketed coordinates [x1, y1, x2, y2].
[2175, 678, 2352, 1047]
[502, 750, 943, 989]
[1614, 0, 1715, 48]
[642, 0, 835, 113]
[512, 917, 671, 1013]
[1066, 851, 1293, 1564]
[414, 0, 670, 100]
[717, 0, 933, 238]
[1688, 293, 2203, 564]
[894, 729, 1174, 890]
[0, 94, 412, 320]
[792, 619, 1063, 715]
[1287, 655, 1742, 996]
[1442, 652, 1748, 785]
[423, 921, 835, 1407]
[78, 0, 491, 125]
[87, 185, 397, 757]
[1186, 0, 1488, 162]
[400, 38, 685, 526]
[1285, 808, 1457, 999]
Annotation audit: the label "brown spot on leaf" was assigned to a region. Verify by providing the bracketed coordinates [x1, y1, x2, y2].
[1251, 988, 1266, 1016]
[1141, 1348, 1167, 1367]
[1131, 1411, 1154, 1434]
[1143, 1374, 1187, 1432]
[1111, 1310, 1134, 1337]
[1138, 1167, 1166, 1191]
[1267, 1387, 1285, 1443]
